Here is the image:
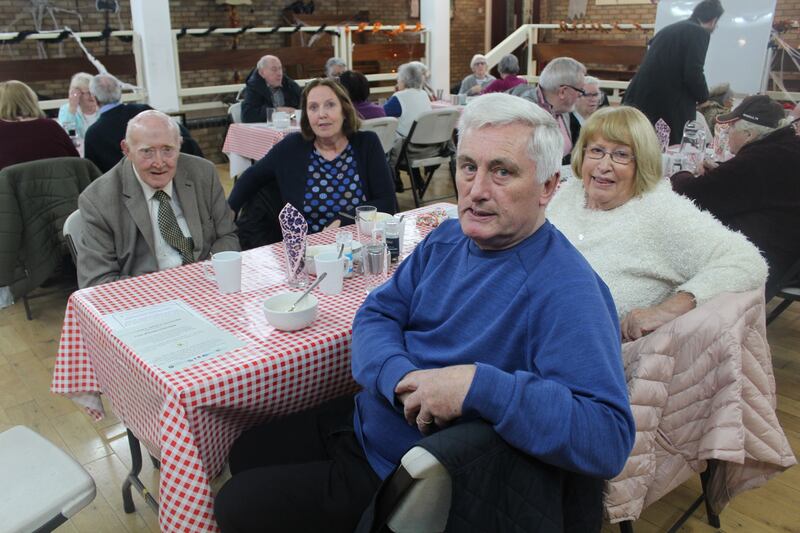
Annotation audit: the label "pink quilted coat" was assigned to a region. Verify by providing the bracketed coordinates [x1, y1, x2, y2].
[604, 288, 796, 523]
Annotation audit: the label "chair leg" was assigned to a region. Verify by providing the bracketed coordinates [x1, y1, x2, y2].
[766, 298, 792, 325]
[618, 520, 634, 533]
[701, 461, 721, 528]
[23, 294, 33, 320]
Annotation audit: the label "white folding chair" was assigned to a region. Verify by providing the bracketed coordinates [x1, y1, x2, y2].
[0, 425, 96, 532]
[385, 446, 451, 533]
[229, 101, 243, 124]
[360, 116, 399, 155]
[394, 108, 460, 207]
[63, 209, 84, 266]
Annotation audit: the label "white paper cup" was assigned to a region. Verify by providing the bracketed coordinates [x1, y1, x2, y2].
[314, 252, 347, 294]
[204, 251, 242, 293]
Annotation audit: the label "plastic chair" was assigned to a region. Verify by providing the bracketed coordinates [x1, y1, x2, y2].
[229, 102, 243, 124]
[63, 209, 84, 266]
[0, 425, 96, 532]
[360, 117, 399, 154]
[394, 108, 460, 207]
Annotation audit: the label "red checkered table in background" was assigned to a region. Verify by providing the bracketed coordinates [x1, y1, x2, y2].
[221, 123, 301, 178]
[51, 204, 451, 533]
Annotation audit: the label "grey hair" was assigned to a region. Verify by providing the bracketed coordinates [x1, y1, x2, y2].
[497, 54, 520, 75]
[90, 73, 122, 105]
[125, 109, 181, 146]
[457, 93, 563, 184]
[538, 57, 586, 92]
[257, 55, 280, 70]
[470, 54, 488, 69]
[732, 117, 780, 144]
[324, 57, 346, 77]
[397, 62, 425, 89]
[583, 75, 600, 87]
[69, 72, 93, 92]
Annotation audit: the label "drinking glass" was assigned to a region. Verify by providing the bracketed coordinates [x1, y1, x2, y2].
[355, 206, 377, 244]
[679, 120, 705, 174]
[364, 242, 389, 294]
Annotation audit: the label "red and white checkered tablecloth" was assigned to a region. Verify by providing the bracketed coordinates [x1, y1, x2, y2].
[221, 123, 301, 162]
[51, 204, 452, 533]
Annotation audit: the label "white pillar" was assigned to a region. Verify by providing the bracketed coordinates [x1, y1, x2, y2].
[421, 0, 450, 95]
[130, 0, 180, 112]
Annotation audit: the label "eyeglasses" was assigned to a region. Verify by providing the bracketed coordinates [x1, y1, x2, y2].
[580, 92, 601, 99]
[137, 146, 178, 160]
[584, 145, 636, 165]
[561, 84, 586, 96]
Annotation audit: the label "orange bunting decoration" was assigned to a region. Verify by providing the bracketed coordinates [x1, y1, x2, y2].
[372, 22, 382, 33]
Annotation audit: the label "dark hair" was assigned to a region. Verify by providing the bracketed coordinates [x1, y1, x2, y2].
[691, 0, 724, 23]
[299, 78, 361, 141]
[338, 70, 370, 103]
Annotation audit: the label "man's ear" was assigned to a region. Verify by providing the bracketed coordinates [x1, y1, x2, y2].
[120, 139, 129, 157]
[539, 173, 560, 207]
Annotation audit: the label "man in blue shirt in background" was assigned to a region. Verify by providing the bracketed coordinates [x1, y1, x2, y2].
[215, 93, 635, 533]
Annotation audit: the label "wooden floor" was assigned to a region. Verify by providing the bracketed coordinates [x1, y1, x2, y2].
[1, 165, 798, 532]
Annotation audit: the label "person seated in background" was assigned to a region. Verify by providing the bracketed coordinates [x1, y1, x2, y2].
[338, 70, 386, 120]
[548, 105, 767, 341]
[480, 53, 526, 94]
[697, 82, 733, 131]
[241, 55, 301, 123]
[214, 93, 635, 533]
[324, 57, 346, 79]
[569, 75, 601, 146]
[0, 80, 78, 171]
[383, 62, 433, 165]
[458, 53, 496, 96]
[76, 110, 239, 288]
[228, 78, 395, 249]
[84, 73, 202, 173]
[407, 60, 436, 100]
[671, 95, 800, 299]
[57, 72, 98, 138]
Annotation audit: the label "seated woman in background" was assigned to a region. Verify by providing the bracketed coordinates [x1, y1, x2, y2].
[458, 53, 496, 96]
[338, 70, 385, 120]
[548, 106, 767, 341]
[228, 78, 395, 248]
[481, 54, 526, 94]
[383, 62, 432, 139]
[57, 72, 98, 138]
[0, 80, 78, 171]
[698, 82, 733, 131]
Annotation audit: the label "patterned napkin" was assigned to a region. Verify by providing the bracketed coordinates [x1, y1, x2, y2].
[655, 119, 671, 152]
[279, 203, 308, 284]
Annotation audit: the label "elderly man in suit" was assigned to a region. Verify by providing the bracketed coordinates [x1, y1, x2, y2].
[76, 110, 239, 288]
[84, 73, 203, 173]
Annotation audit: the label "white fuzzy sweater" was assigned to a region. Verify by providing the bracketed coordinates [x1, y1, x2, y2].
[547, 179, 768, 318]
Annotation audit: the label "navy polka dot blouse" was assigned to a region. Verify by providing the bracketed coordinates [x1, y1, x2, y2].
[302, 143, 365, 233]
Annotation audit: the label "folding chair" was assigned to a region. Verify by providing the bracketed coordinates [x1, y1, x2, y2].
[394, 108, 460, 207]
[361, 117, 399, 155]
[766, 257, 800, 325]
[229, 101, 243, 124]
[0, 425, 96, 532]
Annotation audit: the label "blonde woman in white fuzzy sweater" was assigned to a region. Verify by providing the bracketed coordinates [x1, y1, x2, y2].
[548, 106, 767, 341]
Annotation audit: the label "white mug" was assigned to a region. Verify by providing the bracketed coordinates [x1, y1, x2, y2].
[314, 252, 349, 295]
[203, 251, 242, 293]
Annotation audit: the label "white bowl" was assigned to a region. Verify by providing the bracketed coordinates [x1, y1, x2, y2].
[263, 292, 318, 331]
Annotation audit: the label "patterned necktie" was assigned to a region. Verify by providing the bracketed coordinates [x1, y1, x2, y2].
[153, 190, 194, 265]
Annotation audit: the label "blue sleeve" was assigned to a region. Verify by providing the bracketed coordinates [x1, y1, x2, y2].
[356, 132, 397, 215]
[462, 278, 635, 479]
[351, 235, 432, 408]
[383, 96, 402, 117]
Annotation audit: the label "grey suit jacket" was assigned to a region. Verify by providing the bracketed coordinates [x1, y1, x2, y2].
[77, 154, 240, 288]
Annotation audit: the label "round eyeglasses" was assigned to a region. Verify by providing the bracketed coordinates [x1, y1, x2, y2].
[584, 146, 635, 165]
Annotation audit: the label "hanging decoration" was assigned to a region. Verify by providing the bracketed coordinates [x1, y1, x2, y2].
[568, 0, 588, 20]
[773, 19, 800, 34]
[345, 22, 423, 35]
[558, 21, 646, 32]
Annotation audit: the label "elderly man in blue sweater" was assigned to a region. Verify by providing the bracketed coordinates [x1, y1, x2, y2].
[215, 93, 635, 533]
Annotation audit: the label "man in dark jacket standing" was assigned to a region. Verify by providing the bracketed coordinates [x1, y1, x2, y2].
[241, 55, 302, 123]
[623, 0, 724, 145]
[671, 95, 800, 299]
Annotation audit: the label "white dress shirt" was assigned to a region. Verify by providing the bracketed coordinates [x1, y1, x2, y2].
[133, 170, 193, 271]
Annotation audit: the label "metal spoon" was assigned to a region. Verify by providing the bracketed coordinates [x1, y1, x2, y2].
[288, 272, 327, 312]
[337, 244, 345, 259]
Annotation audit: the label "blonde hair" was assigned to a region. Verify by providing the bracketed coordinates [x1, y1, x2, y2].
[571, 106, 662, 196]
[0, 80, 44, 120]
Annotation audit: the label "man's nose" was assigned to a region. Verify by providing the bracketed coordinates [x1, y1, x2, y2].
[468, 171, 492, 199]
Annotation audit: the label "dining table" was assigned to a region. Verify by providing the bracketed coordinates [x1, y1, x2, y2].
[221, 122, 301, 178]
[50, 203, 453, 533]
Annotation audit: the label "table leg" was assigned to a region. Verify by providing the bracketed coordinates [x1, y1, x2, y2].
[122, 429, 159, 514]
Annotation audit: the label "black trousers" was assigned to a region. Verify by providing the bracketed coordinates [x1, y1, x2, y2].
[213, 396, 381, 533]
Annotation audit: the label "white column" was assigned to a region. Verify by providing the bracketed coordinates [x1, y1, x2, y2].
[130, 0, 180, 112]
[421, 0, 450, 95]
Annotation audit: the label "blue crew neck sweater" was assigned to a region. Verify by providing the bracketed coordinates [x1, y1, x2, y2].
[351, 219, 635, 480]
